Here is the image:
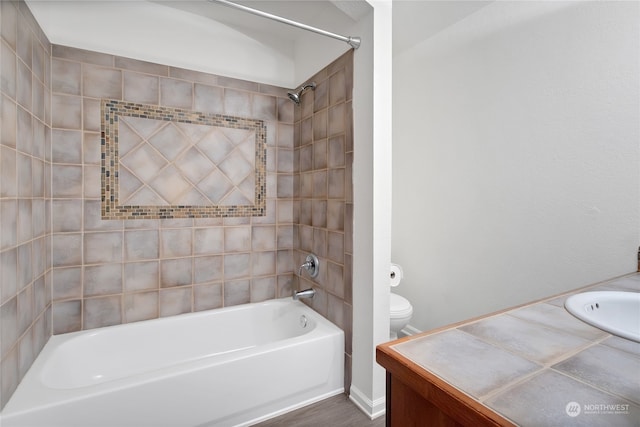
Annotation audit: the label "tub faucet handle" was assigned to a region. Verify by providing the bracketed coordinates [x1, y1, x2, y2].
[298, 254, 319, 278]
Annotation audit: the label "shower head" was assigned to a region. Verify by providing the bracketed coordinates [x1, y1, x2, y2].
[287, 82, 316, 105]
[287, 92, 301, 105]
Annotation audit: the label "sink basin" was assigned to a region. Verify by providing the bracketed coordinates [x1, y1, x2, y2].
[564, 291, 640, 342]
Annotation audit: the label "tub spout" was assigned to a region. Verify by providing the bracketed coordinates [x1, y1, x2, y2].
[293, 288, 316, 300]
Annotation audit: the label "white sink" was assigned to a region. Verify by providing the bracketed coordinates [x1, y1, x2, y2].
[564, 291, 640, 342]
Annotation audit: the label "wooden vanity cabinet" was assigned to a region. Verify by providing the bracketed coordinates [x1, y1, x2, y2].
[377, 341, 515, 427]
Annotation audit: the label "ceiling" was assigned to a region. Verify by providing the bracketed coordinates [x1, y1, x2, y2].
[154, 0, 371, 46]
[24, 0, 495, 85]
[24, 0, 496, 55]
[157, 0, 494, 54]
[392, 0, 494, 55]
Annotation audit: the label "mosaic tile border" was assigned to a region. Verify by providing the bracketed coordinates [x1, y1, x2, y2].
[101, 99, 266, 219]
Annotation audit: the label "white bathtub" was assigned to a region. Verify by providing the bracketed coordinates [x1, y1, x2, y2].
[1, 298, 344, 427]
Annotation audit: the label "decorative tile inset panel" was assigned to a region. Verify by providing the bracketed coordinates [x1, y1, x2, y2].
[101, 100, 266, 219]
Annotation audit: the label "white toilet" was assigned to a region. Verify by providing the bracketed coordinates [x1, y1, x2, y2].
[390, 293, 413, 340]
[389, 264, 413, 340]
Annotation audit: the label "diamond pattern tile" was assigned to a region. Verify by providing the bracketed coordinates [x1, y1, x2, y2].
[148, 123, 190, 161]
[117, 116, 256, 206]
[120, 143, 167, 182]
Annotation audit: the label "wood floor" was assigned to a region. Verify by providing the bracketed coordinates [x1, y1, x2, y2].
[253, 394, 386, 427]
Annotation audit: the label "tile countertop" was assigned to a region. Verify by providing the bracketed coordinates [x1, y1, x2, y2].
[389, 273, 640, 426]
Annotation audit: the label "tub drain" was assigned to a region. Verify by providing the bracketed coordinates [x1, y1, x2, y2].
[299, 315, 308, 328]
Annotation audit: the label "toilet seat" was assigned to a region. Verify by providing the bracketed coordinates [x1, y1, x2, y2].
[390, 293, 413, 318]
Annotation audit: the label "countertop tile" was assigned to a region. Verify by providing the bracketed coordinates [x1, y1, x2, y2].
[545, 295, 567, 308]
[591, 274, 640, 292]
[460, 314, 591, 364]
[601, 336, 640, 357]
[553, 344, 640, 404]
[607, 275, 640, 292]
[393, 329, 540, 398]
[508, 302, 608, 341]
[487, 370, 640, 427]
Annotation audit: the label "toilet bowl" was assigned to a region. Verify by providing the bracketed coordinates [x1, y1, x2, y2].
[390, 293, 413, 340]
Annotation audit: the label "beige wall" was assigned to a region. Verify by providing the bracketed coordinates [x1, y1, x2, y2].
[0, 0, 52, 409]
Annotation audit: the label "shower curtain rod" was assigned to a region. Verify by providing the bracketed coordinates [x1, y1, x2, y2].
[209, 0, 361, 49]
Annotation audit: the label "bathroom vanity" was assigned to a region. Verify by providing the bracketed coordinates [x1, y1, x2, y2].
[377, 273, 640, 426]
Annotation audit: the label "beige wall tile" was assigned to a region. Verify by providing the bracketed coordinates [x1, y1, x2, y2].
[1, 297, 18, 357]
[16, 60, 31, 110]
[123, 71, 159, 104]
[51, 58, 80, 95]
[252, 93, 277, 122]
[83, 165, 101, 199]
[124, 261, 159, 292]
[313, 109, 327, 142]
[52, 234, 82, 267]
[16, 152, 31, 197]
[125, 230, 159, 261]
[0, 3, 53, 408]
[51, 164, 82, 197]
[0, 347, 18, 409]
[116, 56, 168, 76]
[251, 276, 276, 302]
[52, 267, 82, 300]
[84, 232, 122, 264]
[51, 94, 81, 129]
[1, 95, 17, 149]
[159, 287, 191, 317]
[15, 202, 31, 248]
[313, 80, 328, 112]
[1, 35, 17, 99]
[84, 295, 122, 329]
[84, 264, 122, 297]
[224, 253, 251, 279]
[160, 77, 192, 109]
[253, 251, 276, 277]
[224, 279, 250, 306]
[52, 45, 113, 66]
[161, 228, 192, 258]
[194, 255, 223, 284]
[193, 228, 224, 255]
[160, 258, 192, 288]
[82, 98, 100, 132]
[252, 226, 276, 251]
[328, 103, 345, 137]
[194, 84, 224, 115]
[194, 283, 222, 312]
[84, 200, 122, 231]
[1, 249, 17, 305]
[124, 291, 158, 323]
[224, 226, 251, 253]
[52, 300, 81, 334]
[83, 64, 122, 99]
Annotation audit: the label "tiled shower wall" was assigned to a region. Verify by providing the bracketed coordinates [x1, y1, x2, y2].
[49, 45, 297, 333]
[0, 1, 52, 409]
[0, 0, 355, 407]
[293, 50, 354, 392]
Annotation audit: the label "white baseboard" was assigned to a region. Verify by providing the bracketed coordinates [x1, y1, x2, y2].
[401, 324, 422, 336]
[349, 386, 386, 420]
